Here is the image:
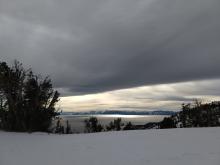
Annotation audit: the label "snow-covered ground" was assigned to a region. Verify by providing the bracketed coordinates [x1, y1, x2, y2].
[0, 128, 220, 165]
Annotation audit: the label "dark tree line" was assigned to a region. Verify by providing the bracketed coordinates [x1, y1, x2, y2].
[0, 60, 59, 132]
[160, 100, 220, 129]
[84, 100, 220, 133]
[106, 118, 123, 131]
[84, 117, 136, 133]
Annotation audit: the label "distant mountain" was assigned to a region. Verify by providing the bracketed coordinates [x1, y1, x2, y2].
[60, 110, 177, 116]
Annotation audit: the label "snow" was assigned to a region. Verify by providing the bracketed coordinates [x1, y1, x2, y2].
[0, 128, 220, 165]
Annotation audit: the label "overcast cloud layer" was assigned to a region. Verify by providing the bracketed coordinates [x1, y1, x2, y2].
[0, 0, 220, 95]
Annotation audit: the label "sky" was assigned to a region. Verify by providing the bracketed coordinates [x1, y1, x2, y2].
[0, 0, 220, 112]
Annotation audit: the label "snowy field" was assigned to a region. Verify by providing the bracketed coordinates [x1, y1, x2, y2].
[0, 128, 220, 165]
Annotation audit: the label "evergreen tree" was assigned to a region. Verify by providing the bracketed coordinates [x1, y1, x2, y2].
[55, 119, 62, 133]
[114, 118, 122, 131]
[160, 100, 220, 129]
[0, 60, 59, 132]
[84, 117, 103, 133]
[160, 117, 176, 129]
[106, 118, 122, 131]
[66, 120, 71, 134]
[106, 121, 115, 131]
[123, 122, 133, 130]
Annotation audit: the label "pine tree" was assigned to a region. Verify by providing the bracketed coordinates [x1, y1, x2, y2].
[84, 117, 103, 133]
[0, 60, 59, 132]
[123, 122, 133, 130]
[66, 120, 71, 134]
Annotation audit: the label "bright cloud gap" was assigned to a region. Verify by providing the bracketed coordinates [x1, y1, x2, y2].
[59, 79, 220, 112]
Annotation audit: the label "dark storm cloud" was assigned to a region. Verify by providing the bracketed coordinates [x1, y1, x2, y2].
[0, 0, 220, 95]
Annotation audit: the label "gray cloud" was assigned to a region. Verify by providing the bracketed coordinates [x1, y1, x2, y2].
[135, 96, 194, 102]
[0, 0, 220, 96]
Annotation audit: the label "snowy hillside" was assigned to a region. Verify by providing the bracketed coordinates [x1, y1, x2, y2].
[0, 128, 220, 165]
